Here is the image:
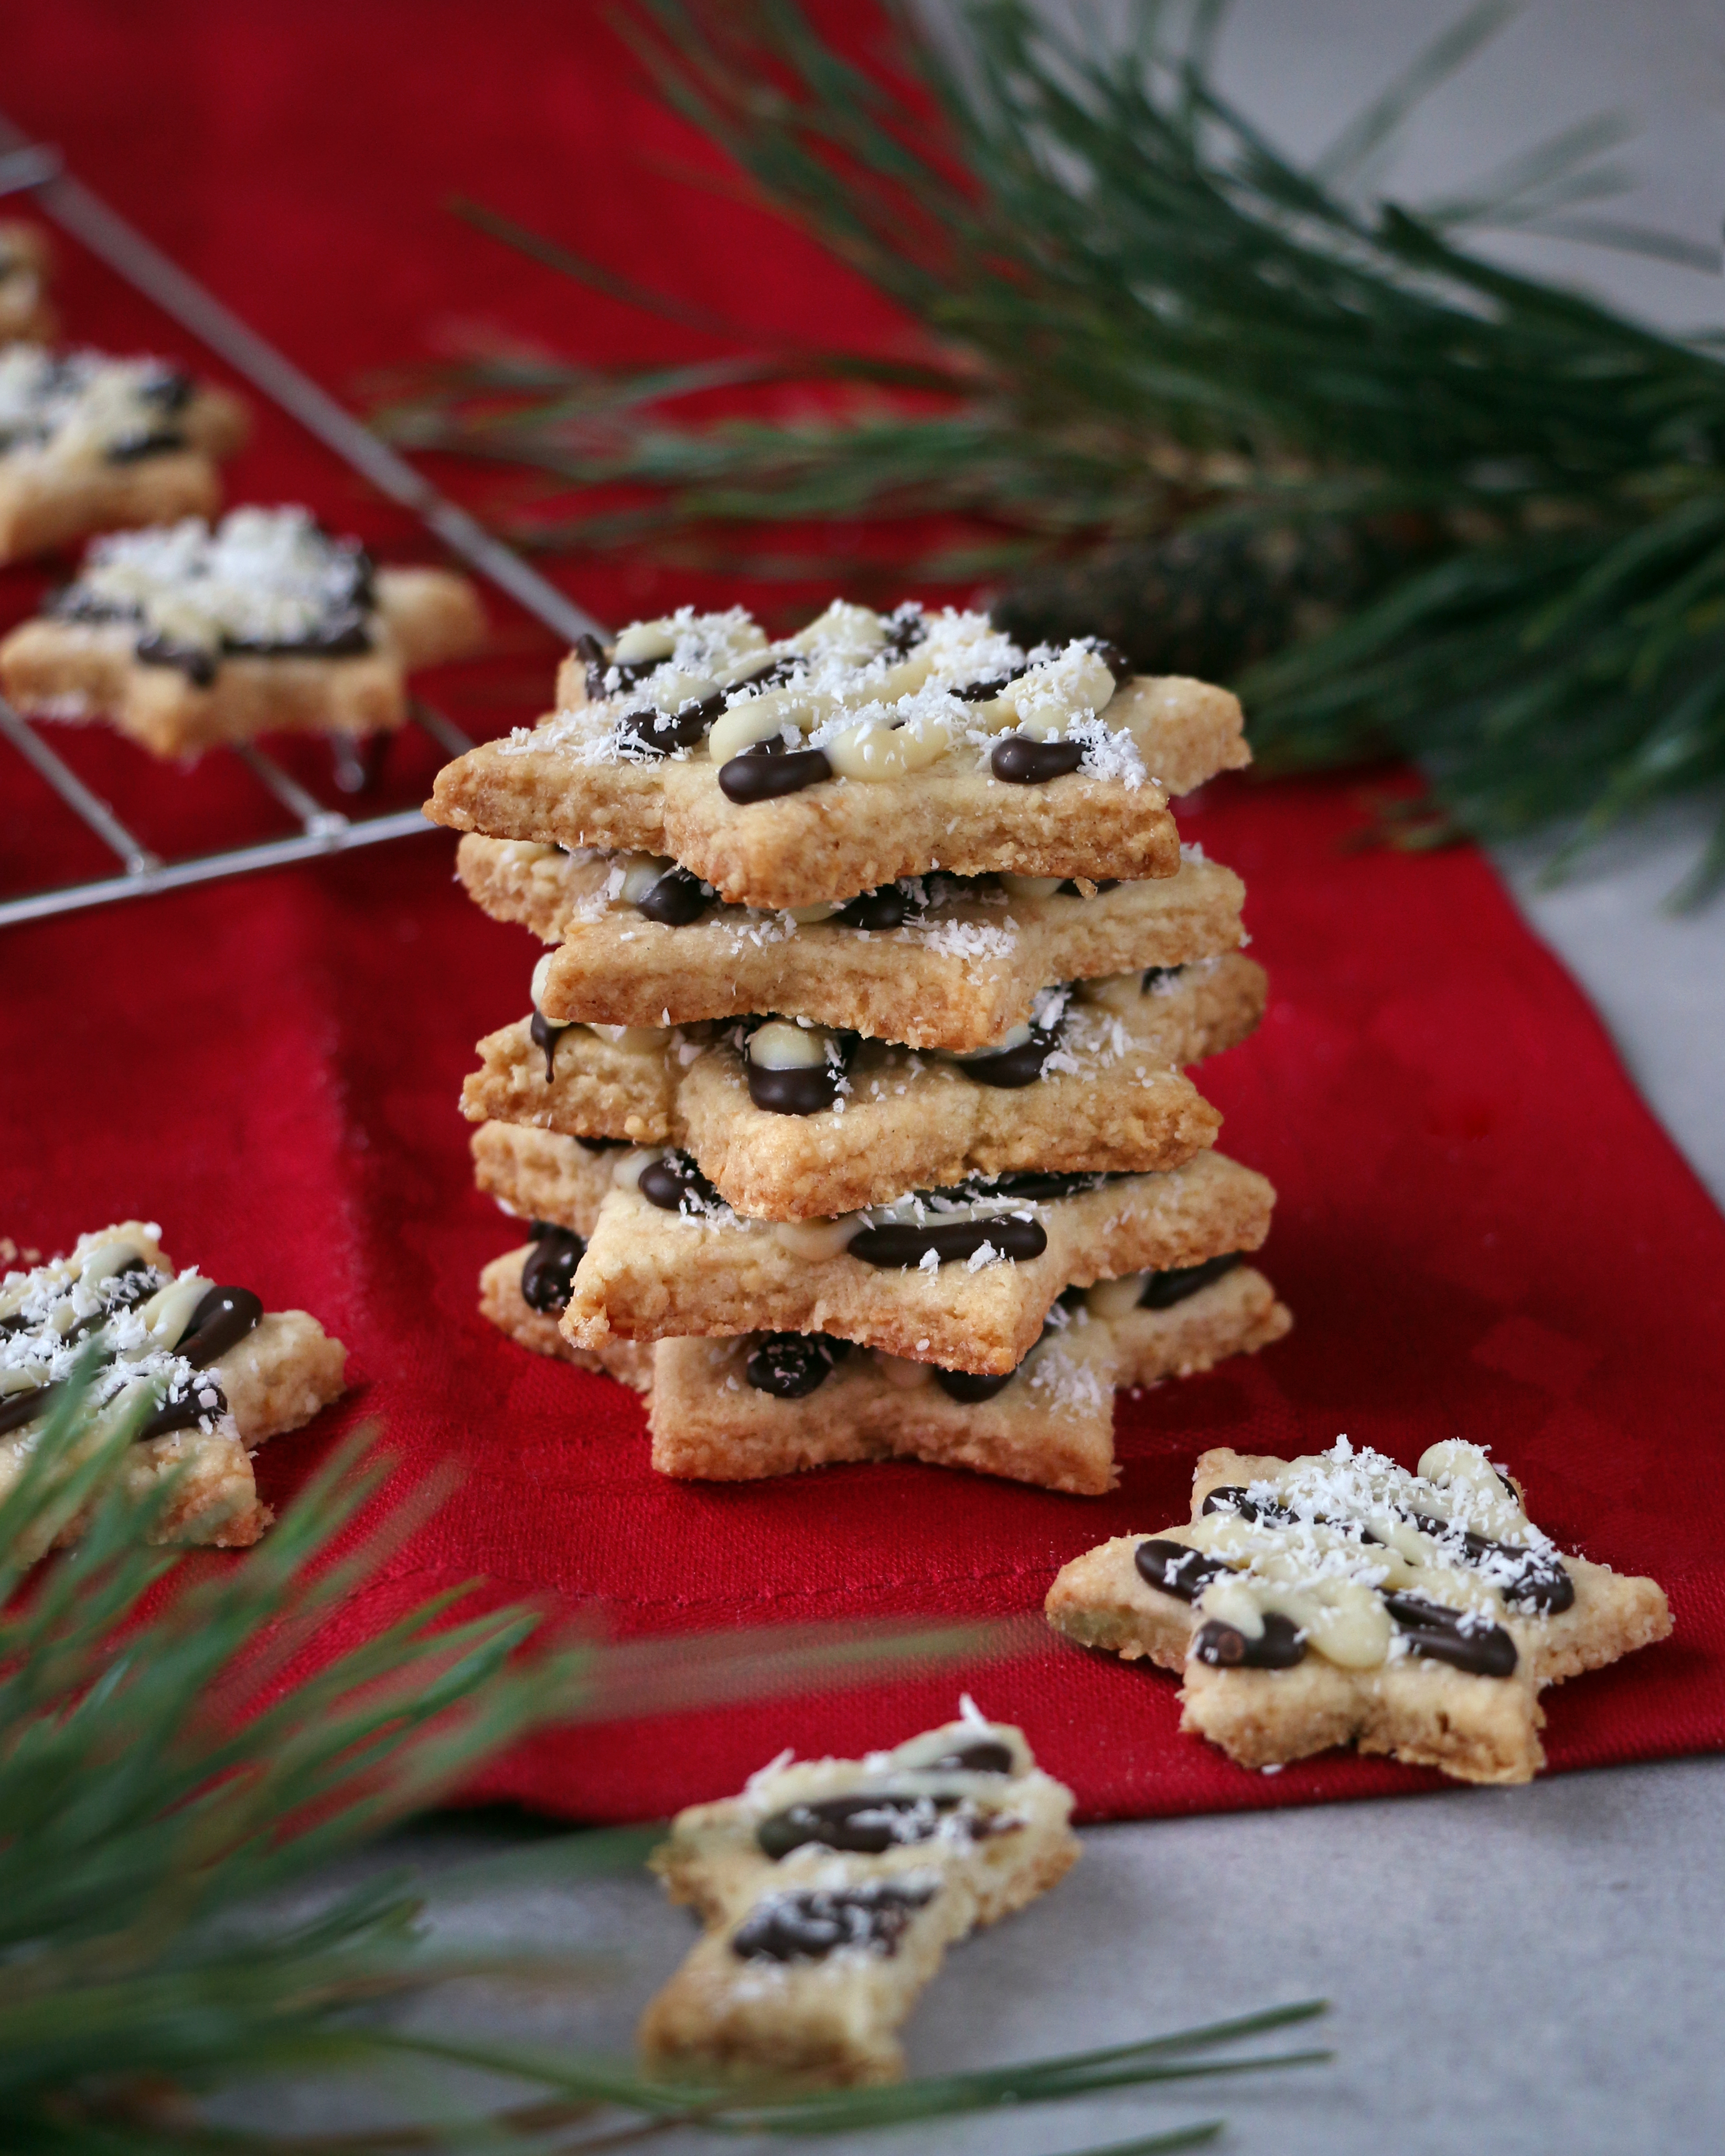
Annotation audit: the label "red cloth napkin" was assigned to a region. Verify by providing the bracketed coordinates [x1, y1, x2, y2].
[4, 3, 1722, 1822]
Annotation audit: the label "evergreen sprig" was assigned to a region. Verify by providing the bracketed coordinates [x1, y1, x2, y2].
[1, 1363, 1328, 2151]
[379, 0, 1725, 897]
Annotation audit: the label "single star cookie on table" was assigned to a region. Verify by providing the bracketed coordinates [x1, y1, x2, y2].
[1045, 1438, 1672, 1785]
[0, 345, 248, 563]
[0, 1222, 346, 1554]
[639, 1711, 1078, 2086]
[461, 953, 1262, 1221]
[453, 837, 1247, 1048]
[426, 599, 1248, 911]
[1, 506, 486, 755]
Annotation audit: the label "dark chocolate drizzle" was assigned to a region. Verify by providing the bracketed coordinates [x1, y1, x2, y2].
[756, 1792, 953, 1859]
[0, 1380, 60, 1437]
[743, 1027, 855, 1115]
[1134, 1538, 1235, 1602]
[958, 1022, 1061, 1089]
[991, 734, 1085, 785]
[735, 653, 806, 694]
[836, 884, 910, 930]
[175, 1285, 264, 1369]
[1200, 1482, 1571, 1615]
[881, 609, 928, 659]
[529, 1009, 569, 1082]
[982, 1170, 1107, 1201]
[731, 1881, 937, 1964]
[1380, 1592, 1519, 1676]
[1193, 1612, 1307, 1670]
[125, 534, 375, 683]
[103, 427, 190, 466]
[616, 696, 719, 758]
[746, 1060, 844, 1115]
[1139, 1252, 1242, 1310]
[572, 631, 606, 695]
[718, 739, 833, 804]
[955, 661, 1033, 703]
[934, 1298, 1067, 1399]
[60, 1259, 156, 1344]
[1405, 1515, 1573, 1614]
[634, 864, 711, 927]
[1145, 1488, 1530, 1680]
[134, 632, 219, 687]
[521, 1226, 586, 1314]
[578, 631, 672, 704]
[221, 607, 372, 664]
[745, 1333, 851, 1400]
[0, 1262, 162, 1429]
[1200, 1486, 1317, 1532]
[844, 1167, 1102, 1266]
[924, 1738, 1015, 1773]
[847, 1211, 1047, 1269]
[136, 1288, 260, 1440]
[932, 1364, 1017, 1403]
[140, 370, 194, 416]
[1, 361, 191, 465]
[637, 1151, 723, 1217]
[2, 1280, 265, 1443]
[137, 1379, 231, 1442]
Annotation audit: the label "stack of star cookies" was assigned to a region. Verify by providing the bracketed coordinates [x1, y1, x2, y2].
[436, 598, 1291, 1494]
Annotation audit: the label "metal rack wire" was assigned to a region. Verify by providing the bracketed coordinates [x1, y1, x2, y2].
[0, 112, 608, 932]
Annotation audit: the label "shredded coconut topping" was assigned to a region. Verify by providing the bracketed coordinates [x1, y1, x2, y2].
[0, 345, 194, 467]
[51, 507, 372, 657]
[1173, 1438, 1561, 1673]
[0, 1228, 232, 1438]
[507, 597, 1151, 787]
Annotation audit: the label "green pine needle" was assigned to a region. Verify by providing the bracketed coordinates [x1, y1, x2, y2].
[0, 1361, 1327, 2152]
[378, 0, 1725, 898]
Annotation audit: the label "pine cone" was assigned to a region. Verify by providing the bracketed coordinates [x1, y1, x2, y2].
[992, 521, 1425, 682]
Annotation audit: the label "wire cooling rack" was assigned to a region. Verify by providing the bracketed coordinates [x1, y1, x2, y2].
[0, 115, 608, 932]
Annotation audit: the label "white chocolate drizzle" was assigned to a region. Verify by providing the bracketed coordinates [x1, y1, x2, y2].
[507, 598, 1148, 787]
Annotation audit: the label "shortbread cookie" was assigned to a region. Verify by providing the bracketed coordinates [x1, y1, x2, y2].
[460, 836, 1247, 1049]
[550, 1140, 1275, 1374]
[0, 225, 55, 345]
[640, 1711, 1078, 2085]
[469, 1119, 624, 1238]
[467, 961, 1260, 1220]
[0, 346, 248, 563]
[477, 1234, 654, 1392]
[649, 1261, 1291, 1495]
[0, 1221, 347, 1553]
[466, 966, 1259, 1233]
[1, 508, 486, 756]
[1045, 1439, 1673, 1786]
[427, 599, 1248, 911]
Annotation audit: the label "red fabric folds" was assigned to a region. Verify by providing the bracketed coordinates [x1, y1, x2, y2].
[3, 3, 1722, 1822]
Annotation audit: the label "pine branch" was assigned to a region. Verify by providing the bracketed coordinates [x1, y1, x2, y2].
[377, 0, 1725, 895]
[0, 1366, 1327, 2151]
